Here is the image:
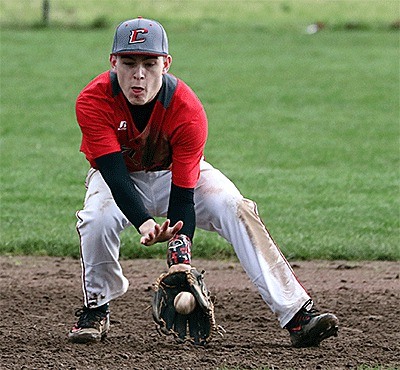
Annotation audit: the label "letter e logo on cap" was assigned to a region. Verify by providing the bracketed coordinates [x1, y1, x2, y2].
[129, 29, 148, 44]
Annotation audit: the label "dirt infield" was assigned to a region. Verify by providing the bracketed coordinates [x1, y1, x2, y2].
[0, 256, 398, 369]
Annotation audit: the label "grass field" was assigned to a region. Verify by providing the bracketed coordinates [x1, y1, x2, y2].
[0, 1, 399, 261]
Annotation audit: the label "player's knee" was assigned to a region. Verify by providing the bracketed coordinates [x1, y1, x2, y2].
[77, 199, 125, 232]
[206, 192, 243, 219]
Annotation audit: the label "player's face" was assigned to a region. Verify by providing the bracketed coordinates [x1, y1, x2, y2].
[110, 54, 171, 105]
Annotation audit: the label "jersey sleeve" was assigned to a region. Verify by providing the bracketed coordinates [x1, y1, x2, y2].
[76, 83, 121, 165]
[169, 103, 208, 188]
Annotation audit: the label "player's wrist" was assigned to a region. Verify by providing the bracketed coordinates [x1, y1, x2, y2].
[167, 234, 192, 267]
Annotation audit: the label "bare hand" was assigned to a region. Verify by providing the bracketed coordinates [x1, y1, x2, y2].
[139, 219, 183, 246]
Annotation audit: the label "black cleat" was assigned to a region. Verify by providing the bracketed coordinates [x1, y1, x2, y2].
[286, 306, 339, 347]
[68, 304, 110, 343]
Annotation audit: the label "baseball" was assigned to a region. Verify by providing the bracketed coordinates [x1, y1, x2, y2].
[174, 291, 196, 315]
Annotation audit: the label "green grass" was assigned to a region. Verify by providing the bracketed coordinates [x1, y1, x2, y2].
[1, 0, 399, 29]
[0, 1, 399, 260]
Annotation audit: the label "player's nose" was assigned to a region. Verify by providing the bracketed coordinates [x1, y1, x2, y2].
[133, 65, 145, 79]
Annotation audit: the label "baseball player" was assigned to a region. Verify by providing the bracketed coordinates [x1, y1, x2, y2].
[68, 17, 339, 347]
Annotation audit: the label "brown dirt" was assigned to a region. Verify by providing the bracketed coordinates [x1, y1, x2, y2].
[0, 256, 399, 370]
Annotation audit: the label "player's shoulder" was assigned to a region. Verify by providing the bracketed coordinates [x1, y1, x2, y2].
[167, 74, 203, 110]
[77, 71, 113, 100]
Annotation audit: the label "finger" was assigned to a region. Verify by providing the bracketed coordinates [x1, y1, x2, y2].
[141, 236, 153, 246]
[141, 231, 155, 246]
[153, 224, 161, 237]
[174, 313, 188, 341]
[171, 220, 183, 234]
[160, 219, 170, 233]
[140, 236, 149, 245]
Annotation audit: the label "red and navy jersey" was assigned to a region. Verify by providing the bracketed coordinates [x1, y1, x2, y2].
[76, 71, 208, 188]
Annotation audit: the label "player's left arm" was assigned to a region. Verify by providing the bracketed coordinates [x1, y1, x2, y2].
[168, 184, 195, 239]
[151, 105, 221, 344]
[164, 106, 208, 265]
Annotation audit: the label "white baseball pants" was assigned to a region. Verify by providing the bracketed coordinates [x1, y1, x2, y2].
[76, 160, 310, 327]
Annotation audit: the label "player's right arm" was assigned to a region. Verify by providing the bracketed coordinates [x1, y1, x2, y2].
[94, 151, 153, 230]
[95, 151, 182, 244]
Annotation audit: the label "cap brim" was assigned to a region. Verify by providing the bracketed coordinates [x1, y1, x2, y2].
[112, 50, 168, 56]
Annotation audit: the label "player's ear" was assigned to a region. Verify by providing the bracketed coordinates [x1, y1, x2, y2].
[162, 55, 172, 74]
[110, 54, 117, 71]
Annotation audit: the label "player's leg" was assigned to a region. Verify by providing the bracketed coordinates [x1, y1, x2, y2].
[76, 168, 131, 307]
[135, 161, 309, 324]
[69, 168, 130, 342]
[127, 169, 172, 217]
[194, 161, 338, 346]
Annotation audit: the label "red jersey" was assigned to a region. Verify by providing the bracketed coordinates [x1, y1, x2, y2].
[76, 71, 208, 188]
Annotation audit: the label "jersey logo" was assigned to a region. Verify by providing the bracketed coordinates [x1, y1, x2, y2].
[118, 121, 127, 130]
[129, 28, 148, 44]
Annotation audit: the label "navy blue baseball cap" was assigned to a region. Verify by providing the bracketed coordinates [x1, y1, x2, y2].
[111, 17, 169, 56]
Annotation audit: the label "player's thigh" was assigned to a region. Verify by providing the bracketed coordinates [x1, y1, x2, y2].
[194, 161, 242, 229]
[79, 168, 128, 228]
[129, 170, 172, 217]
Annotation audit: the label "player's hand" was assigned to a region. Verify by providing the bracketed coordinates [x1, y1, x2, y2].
[139, 219, 183, 246]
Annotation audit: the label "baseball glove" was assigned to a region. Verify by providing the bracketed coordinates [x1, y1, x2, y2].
[152, 266, 221, 345]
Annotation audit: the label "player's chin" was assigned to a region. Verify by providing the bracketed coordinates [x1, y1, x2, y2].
[127, 94, 147, 105]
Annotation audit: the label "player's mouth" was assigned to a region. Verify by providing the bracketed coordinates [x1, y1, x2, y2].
[131, 86, 145, 94]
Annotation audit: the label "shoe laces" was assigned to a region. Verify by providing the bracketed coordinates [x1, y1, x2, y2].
[74, 306, 108, 329]
[286, 307, 320, 331]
